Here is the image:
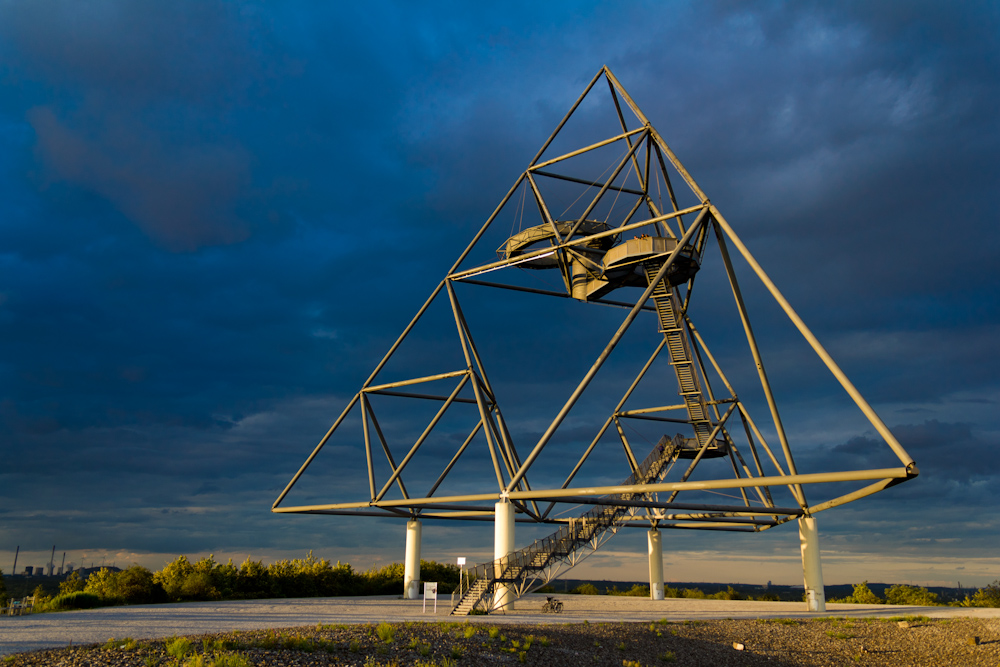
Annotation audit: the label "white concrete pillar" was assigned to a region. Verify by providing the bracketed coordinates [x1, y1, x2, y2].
[493, 500, 515, 610]
[648, 529, 664, 600]
[799, 516, 826, 612]
[403, 519, 421, 600]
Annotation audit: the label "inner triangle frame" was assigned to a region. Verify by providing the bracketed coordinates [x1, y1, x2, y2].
[273, 66, 918, 533]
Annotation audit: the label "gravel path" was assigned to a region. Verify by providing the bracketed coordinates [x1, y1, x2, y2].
[2, 595, 999, 665]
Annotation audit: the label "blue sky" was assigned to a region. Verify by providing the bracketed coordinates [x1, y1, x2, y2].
[1, 1, 998, 588]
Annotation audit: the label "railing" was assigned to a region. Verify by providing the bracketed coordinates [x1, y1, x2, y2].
[453, 435, 680, 612]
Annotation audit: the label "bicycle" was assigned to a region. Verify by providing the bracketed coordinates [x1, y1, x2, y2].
[541, 596, 563, 613]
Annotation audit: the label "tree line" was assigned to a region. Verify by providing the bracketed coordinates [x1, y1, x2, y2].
[17, 553, 459, 611]
[4, 559, 999, 611]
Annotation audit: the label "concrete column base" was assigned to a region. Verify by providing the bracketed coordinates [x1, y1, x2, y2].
[403, 519, 421, 600]
[493, 501, 515, 610]
[799, 516, 826, 612]
[648, 529, 664, 600]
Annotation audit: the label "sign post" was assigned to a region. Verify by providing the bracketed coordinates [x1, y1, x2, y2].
[423, 581, 438, 613]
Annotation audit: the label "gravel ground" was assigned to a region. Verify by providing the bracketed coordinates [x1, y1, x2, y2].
[2, 616, 999, 666]
[3, 596, 999, 666]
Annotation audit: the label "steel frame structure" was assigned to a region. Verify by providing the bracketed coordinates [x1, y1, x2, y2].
[273, 66, 917, 536]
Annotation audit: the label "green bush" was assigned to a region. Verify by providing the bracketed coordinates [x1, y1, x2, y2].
[0, 567, 6, 603]
[117, 566, 168, 604]
[60, 571, 86, 594]
[571, 583, 600, 595]
[154, 556, 221, 601]
[47, 591, 101, 610]
[711, 586, 744, 601]
[85, 568, 119, 600]
[884, 584, 939, 606]
[416, 559, 460, 593]
[154, 556, 196, 600]
[608, 584, 649, 597]
[233, 558, 271, 599]
[969, 581, 1000, 608]
[85, 566, 167, 604]
[831, 581, 882, 604]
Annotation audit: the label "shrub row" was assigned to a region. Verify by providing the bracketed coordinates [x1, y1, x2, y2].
[569, 582, 755, 600]
[824, 580, 1000, 607]
[46, 552, 461, 606]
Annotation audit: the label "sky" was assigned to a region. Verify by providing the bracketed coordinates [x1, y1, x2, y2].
[1, 0, 998, 589]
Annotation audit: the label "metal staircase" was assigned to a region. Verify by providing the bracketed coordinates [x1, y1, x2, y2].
[643, 261, 715, 446]
[449, 253, 719, 615]
[450, 434, 683, 615]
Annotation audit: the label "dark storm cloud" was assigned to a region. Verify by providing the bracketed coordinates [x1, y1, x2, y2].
[27, 106, 253, 250]
[1, 0, 998, 579]
[829, 420, 1000, 483]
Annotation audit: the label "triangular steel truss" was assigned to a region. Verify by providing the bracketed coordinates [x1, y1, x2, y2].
[273, 66, 917, 534]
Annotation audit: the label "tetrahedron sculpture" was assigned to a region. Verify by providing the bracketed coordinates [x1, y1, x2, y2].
[273, 67, 917, 614]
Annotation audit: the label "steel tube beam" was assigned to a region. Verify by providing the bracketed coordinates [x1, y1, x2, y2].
[426, 420, 483, 498]
[618, 404, 689, 416]
[533, 496, 803, 515]
[659, 524, 757, 532]
[453, 278, 657, 312]
[532, 168, 646, 197]
[807, 477, 904, 514]
[365, 370, 468, 393]
[361, 393, 376, 498]
[365, 389, 479, 404]
[272, 467, 911, 513]
[618, 413, 695, 425]
[529, 127, 647, 171]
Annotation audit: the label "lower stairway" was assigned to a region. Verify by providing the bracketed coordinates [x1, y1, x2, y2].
[450, 434, 683, 615]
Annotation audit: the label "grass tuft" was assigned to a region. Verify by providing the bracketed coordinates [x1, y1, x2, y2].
[376, 622, 395, 643]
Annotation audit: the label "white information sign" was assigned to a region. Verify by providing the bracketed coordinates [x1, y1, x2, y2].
[423, 581, 438, 613]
